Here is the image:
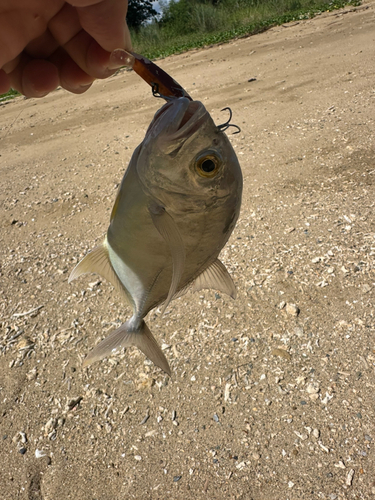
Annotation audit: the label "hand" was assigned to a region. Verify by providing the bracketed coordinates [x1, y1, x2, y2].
[0, 0, 131, 97]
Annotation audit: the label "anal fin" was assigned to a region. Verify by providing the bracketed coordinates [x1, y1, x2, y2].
[83, 319, 171, 376]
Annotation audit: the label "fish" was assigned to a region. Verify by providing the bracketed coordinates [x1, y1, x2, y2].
[69, 96, 242, 376]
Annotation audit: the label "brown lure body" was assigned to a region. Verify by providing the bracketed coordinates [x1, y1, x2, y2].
[110, 49, 192, 101]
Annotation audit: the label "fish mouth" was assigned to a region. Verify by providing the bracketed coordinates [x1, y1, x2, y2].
[170, 100, 208, 138]
[147, 98, 209, 146]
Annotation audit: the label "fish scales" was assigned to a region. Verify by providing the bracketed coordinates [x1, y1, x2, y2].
[69, 97, 242, 375]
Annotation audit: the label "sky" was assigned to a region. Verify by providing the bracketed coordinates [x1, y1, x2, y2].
[152, 1, 172, 16]
[152, 1, 162, 14]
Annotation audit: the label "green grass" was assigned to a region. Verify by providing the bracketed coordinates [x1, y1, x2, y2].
[0, 0, 361, 101]
[131, 0, 361, 59]
[0, 88, 20, 102]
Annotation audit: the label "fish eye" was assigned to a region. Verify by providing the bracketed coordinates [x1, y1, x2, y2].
[195, 153, 221, 178]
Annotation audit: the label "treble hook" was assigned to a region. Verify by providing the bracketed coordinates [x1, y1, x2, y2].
[152, 82, 190, 102]
[151, 82, 174, 102]
[217, 107, 241, 134]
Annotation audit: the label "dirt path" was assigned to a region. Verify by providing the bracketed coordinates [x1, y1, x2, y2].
[1, 3, 374, 499]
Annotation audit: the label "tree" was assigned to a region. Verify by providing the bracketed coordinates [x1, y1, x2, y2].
[127, 0, 157, 30]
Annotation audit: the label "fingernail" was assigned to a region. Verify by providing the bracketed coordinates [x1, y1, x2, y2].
[27, 89, 49, 98]
[108, 49, 134, 70]
[64, 83, 92, 94]
[75, 83, 92, 94]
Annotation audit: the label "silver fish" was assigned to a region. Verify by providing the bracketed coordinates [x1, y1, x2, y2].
[69, 97, 242, 375]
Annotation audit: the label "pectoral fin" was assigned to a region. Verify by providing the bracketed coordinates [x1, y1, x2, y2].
[148, 202, 185, 314]
[68, 241, 128, 301]
[191, 259, 236, 299]
[83, 319, 171, 376]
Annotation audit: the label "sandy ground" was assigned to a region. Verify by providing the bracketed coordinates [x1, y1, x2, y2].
[1, 3, 375, 499]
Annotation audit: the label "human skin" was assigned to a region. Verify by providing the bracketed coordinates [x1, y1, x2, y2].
[0, 0, 131, 97]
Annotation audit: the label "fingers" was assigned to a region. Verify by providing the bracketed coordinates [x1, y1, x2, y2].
[49, 0, 130, 80]
[0, 70, 11, 95]
[5, 37, 105, 97]
[50, 48, 94, 93]
[7, 50, 95, 97]
[0, 1, 64, 67]
[8, 55, 60, 97]
[48, 3, 82, 46]
[25, 30, 60, 59]
[74, 0, 131, 52]
[1, 0, 131, 98]
[62, 29, 116, 79]
[23, 60, 60, 96]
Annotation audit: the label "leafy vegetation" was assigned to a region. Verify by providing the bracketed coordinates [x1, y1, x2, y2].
[127, 0, 157, 30]
[131, 0, 361, 59]
[0, 88, 20, 102]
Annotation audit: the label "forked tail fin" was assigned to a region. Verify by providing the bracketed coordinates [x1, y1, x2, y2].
[83, 319, 171, 376]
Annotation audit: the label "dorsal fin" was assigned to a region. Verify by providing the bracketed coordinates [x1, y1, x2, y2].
[68, 240, 128, 301]
[191, 259, 236, 299]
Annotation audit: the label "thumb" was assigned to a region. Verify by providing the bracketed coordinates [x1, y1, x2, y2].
[69, 0, 131, 52]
